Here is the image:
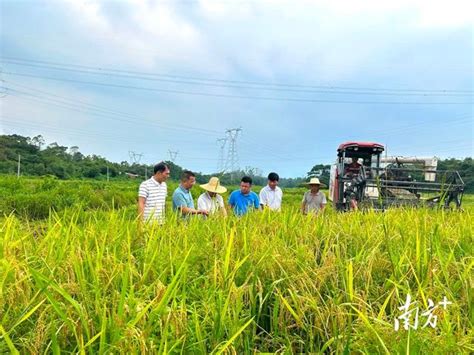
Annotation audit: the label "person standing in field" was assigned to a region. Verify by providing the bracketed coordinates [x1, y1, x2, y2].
[138, 162, 170, 224]
[259, 172, 283, 211]
[301, 177, 327, 215]
[228, 176, 260, 216]
[197, 177, 227, 217]
[172, 170, 209, 218]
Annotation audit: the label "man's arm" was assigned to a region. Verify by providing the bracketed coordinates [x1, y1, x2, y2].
[180, 206, 208, 215]
[320, 193, 327, 212]
[217, 196, 228, 216]
[138, 182, 148, 220]
[301, 194, 307, 214]
[227, 192, 235, 214]
[221, 205, 228, 216]
[197, 195, 206, 211]
[226, 202, 234, 215]
[301, 201, 306, 214]
[138, 196, 146, 220]
[255, 195, 262, 211]
[259, 189, 266, 208]
[174, 193, 208, 216]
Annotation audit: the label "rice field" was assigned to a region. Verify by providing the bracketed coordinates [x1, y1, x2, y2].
[0, 177, 473, 353]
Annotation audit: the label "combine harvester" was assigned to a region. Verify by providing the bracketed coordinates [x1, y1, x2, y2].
[328, 142, 465, 211]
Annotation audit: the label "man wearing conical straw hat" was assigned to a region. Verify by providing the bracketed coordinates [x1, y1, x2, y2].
[301, 177, 327, 215]
[197, 177, 228, 216]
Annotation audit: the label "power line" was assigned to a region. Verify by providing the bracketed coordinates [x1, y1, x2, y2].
[3, 71, 472, 105]
[2, 56, 472, 94]
[362, 115, 473, 136]
[2, 58, 472, 97]
[285, 113, 473, 151]
[5, 80, 221, 134]
[239, 136, 294, 160]
[5, 88, 220, 137]
[3, 82, 471, 166]
[3, 83, 222, 136]
[2, 82, 323, 161]
[0, 116, 216, 147]
[0, 74, 7, 98]
[381, 137, 473, 151]
[1, 117, 155, 145]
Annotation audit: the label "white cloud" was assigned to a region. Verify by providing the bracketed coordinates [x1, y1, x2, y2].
[414, 0, 474, 29]
[44, 0, 472, 83]
[65, 0, 109, 30]
[57, 0, 229, 73]
[192, 0, 473, 81]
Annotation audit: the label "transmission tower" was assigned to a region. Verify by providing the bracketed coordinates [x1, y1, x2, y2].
[224, 128, 242, 182]
[128, 151, 143, 165]
[168, 150, 179, 163]
[216, 138, 227, 172]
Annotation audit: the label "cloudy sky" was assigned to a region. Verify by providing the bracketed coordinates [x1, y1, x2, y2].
[1, 0, 473, 177]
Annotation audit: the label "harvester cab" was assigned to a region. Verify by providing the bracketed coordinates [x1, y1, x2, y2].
[329, 142, 465, 211]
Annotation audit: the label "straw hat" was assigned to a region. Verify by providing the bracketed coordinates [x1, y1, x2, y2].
[305, 177, 322, 185]
[200, 177, 227, 194]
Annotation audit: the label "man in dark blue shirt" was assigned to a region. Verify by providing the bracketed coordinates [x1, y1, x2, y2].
[228, 176, 260, 216]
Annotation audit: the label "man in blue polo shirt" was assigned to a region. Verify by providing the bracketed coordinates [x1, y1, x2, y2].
[228, 176, 260, 216]
[173, 170, 208, 218]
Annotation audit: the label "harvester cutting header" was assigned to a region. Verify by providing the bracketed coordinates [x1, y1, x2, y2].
[328, 142, 465, 211]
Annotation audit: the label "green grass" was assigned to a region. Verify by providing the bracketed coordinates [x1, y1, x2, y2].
[0, 177, 473, 353]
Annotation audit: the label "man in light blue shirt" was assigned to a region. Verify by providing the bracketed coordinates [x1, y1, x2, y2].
[228, 176, 261, 216]
[173, 170, 208, 218]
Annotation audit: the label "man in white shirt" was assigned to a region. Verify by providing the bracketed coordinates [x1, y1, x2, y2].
[197, 177, 227, 217]
[138, 162, 170, 224]
[259, 172, 283, 211]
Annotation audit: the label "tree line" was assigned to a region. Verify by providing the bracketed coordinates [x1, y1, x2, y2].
[0, 134, 307, 187]
[1, 134, 472, 191]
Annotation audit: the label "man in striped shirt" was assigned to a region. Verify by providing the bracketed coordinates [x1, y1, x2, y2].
[138, 162, 170, 224]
